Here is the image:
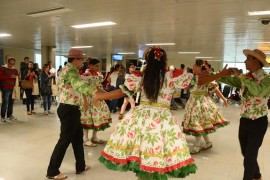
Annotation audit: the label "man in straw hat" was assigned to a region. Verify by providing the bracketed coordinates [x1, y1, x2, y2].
[46, 49, 95, 180]
[221, 49, 270, 180]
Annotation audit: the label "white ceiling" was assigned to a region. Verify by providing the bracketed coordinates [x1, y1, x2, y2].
[0, 0, 270, 67]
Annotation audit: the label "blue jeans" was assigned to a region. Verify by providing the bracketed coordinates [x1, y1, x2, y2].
[109, 86, 118, 112]
[25, 89, 34, 112]
[43, 95, 52, 111]
[1, 89, 14, 118]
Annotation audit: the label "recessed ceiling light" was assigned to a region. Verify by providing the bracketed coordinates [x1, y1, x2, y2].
[71, 46, 93, 48]
[71, 21, 116, 28]
[145, 43, 175, 46]
[116, 52, 136, 55]
[248, 11, 270, 16]
[178, 52, 200, 54]
[195, 57, 214, 59]
[0, 33, 11, 37]
[255, 41, 270, 43]
[207, 60, 221, 62]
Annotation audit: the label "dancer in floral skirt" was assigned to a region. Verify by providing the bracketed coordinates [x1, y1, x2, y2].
[182, 60, 229, 154]
[94, 47, 197, 180]
[80, 58, 111, 147]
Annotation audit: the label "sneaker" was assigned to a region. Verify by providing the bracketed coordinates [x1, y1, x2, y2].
[7, 115, 17, 121]
[44, 111, 48, 115]
[1, 117, 6, 122]
[48, 110, 54, 114]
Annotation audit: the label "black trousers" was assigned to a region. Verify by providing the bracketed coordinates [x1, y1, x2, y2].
[239, 116, 268, 180]
[47, 104, 85, 176]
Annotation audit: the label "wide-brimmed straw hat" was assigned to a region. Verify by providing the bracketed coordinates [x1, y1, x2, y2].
[64, 49, 85, 59]
[243, 49, 270, 67]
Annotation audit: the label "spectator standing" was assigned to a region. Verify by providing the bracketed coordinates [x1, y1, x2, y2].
[0, 57, 18, 122]
[40, 64, 54, 115]
[22, 61, 37, 115]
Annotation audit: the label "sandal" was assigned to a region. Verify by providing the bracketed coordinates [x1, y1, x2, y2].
[84, 140, 97, 147]
[118, 113, 124, 120]
[46, 173, 67, 180]
[190, 146, 201, 154]
[91, 138, 105, 144]
[201, 142, 213, 151]
[76, 165, 91, 174]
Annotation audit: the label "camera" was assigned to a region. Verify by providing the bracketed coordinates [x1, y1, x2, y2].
[259, 18, 270, 25]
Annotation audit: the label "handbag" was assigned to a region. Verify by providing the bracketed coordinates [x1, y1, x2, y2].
[32, 81, 39, 95]
[12, 76, 20, 100]
[20, 80, 33, 89]
[51, 78, 58, 96]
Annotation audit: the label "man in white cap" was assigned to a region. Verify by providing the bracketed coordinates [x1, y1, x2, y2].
[46, 49, 95, 180]
[220, 49, 270, 180]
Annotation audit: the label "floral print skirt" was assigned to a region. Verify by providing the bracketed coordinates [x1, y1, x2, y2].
[99, 105, 197, 180]
[81, 100, 111, 131]
[183, 95, 229, 136]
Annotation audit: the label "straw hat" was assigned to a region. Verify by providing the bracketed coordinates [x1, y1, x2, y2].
[243, 49, 270, 67]
[64, 49, 85, 59]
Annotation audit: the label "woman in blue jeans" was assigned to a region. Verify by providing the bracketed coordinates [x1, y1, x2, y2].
[23, 61, 37, 115]
[41, 64, 54, 115]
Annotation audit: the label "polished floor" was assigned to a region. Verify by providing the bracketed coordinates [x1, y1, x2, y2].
[0, 100, 269, 180]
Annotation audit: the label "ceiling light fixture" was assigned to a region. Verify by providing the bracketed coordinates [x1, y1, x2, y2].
[71, 46, 93, 48]
[116, 52, 136, 55]
[207, 60, 221, 62]
[195, 57, 214, 59]
[25, 7, 72, 17]
[145, 43, 175, 46]
[255, 41, 270, 43]
[0, 33, 11, 37]
[248, 11, 270, 16]
[71, 21, 116, 28]
[178, 52, 200, 54]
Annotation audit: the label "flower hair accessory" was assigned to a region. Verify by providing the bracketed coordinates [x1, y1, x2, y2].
[203, 60, 209, 68]
[152, 47, 163, 61]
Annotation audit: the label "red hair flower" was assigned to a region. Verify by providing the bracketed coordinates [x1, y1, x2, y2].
[152, 47, 163, 60]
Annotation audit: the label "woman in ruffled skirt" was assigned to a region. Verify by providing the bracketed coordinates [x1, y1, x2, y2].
[94, 47, 197, 180]
[183, 60, 229, 154]
[80, 58, 111, 147]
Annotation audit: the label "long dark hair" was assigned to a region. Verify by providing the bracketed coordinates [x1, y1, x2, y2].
[143, 47, 167, 102]
[89, 58, 100, 65]
[126, 63, 134, 74]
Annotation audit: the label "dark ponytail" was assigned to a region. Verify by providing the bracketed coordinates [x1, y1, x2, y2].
[143, 48, 167, 102]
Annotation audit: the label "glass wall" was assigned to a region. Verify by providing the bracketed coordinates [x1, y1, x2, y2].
[55, 55, 66, 71]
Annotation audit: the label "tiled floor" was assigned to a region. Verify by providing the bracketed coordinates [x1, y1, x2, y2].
[0, 101, 269, 180]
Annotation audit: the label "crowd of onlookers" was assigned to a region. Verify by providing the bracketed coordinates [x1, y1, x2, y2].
[1, 56, 269, 123]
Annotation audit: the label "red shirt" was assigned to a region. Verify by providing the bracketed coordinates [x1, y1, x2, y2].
[0, 66, 18, 89]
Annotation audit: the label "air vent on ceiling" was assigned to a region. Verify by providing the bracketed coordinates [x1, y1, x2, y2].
[25, 7, 72, 17]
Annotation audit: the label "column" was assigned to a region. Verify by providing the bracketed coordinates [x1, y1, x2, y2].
[41, 46, 56, 66]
